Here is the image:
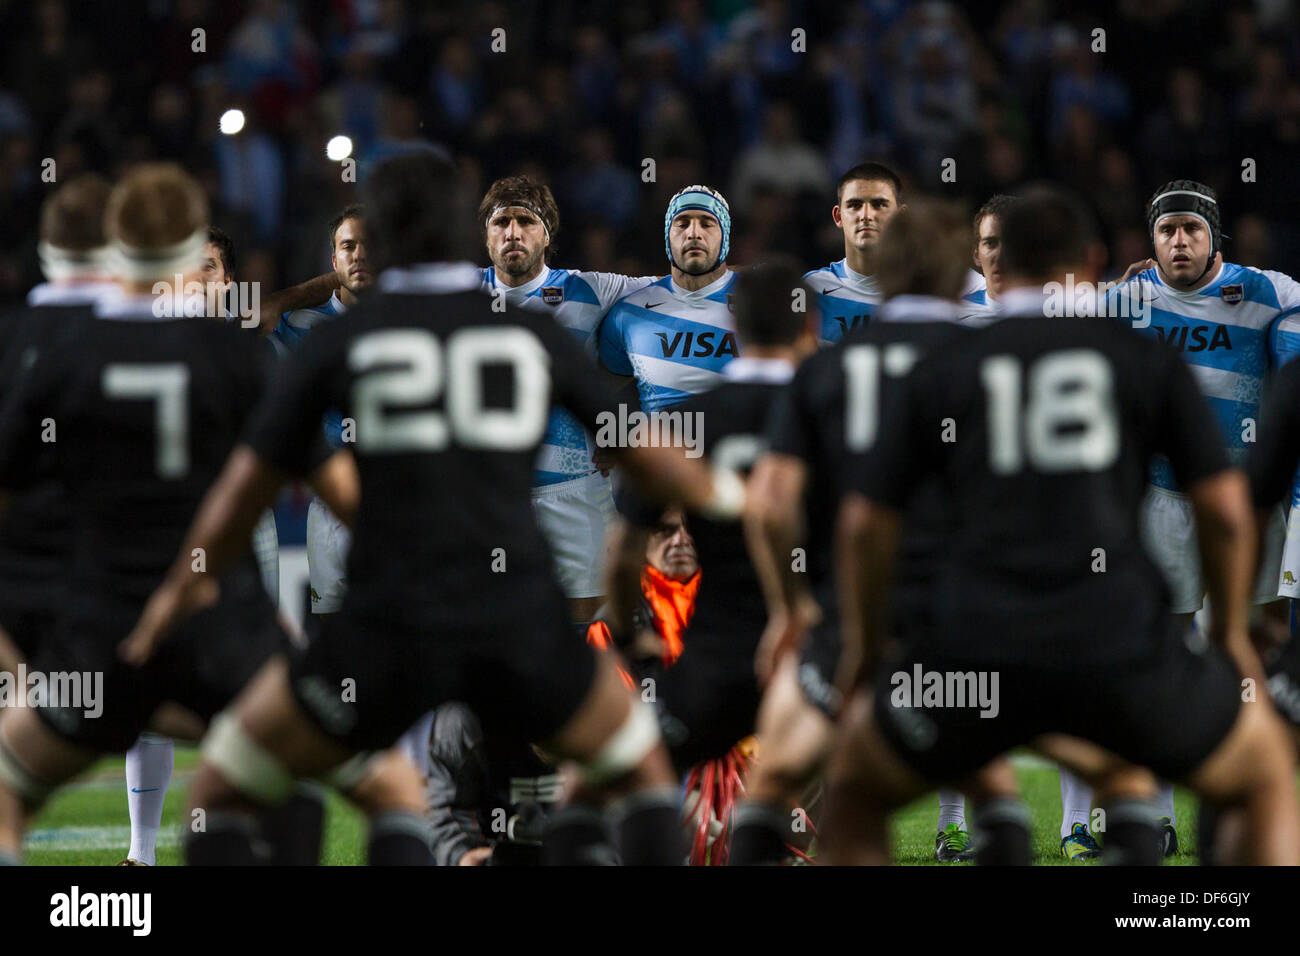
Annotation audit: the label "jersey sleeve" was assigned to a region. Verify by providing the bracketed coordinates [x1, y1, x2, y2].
[242, 321, 343, 477]
[590, 273, 658, 313]
[1266, 270, 1300, 369]
[596, 303, 635, 376]
[1153, 342, 1232, 487]
[1248, 358, 1300, 509]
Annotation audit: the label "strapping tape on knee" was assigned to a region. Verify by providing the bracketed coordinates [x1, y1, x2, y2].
[580, 701, 661, 787]
[0, 739, 54, 809]
[202, 712, 294, 806]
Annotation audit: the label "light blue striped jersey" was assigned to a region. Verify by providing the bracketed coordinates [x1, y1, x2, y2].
[598, 270, 741, 413]
[804, 259, 880, 344]
[958, 270, 998, 325]
[270, 291, 348, 448]
[1106, 262, 1300, 490]
[483, 266, 658, 486]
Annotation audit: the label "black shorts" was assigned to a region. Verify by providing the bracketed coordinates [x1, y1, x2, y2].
[33, 564, 282, 752]
[872, 625, 1242, 784]
[0, 603, 58, 662]
[798, 614, 842, 719]
[1265, 635, 1300, 729]
[653, 642, 760, 771]
[289, 605, 598, 752]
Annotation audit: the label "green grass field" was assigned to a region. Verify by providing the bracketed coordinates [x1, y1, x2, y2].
[23, 749, 1201, 865]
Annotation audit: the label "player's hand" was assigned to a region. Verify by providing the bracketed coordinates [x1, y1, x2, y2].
[118, 573, 220, 666]
[1118, 258, 1155, 284]
[457, 846, 493, 866]
[592, 447, 616, 477]
[754, 597, 820, 686]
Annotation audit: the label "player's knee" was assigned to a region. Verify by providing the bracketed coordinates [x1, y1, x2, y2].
[200, 711, 295, 807]
[0, 736, 53, 813]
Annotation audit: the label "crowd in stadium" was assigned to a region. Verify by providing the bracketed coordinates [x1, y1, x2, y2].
[2, 0, 1299, 305]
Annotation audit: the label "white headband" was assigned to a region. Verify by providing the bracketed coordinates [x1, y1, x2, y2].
[486, 202, 550, 244]
[105, 227, 207, 282]
[37, 241, 111, 282]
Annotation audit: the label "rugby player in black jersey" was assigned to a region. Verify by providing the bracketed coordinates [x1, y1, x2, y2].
[733, 203, 1020, 865]
[121, 152, 745, 866]
[0, 164, 339, 864]
[821, 186, 1299, 865]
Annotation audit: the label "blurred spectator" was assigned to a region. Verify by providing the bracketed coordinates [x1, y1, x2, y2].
[730, 101, 831, 208]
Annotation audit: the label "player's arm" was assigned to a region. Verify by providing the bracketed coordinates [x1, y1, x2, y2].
[744, 452, 818, 684]
[307, 447, 359, 529]
[1188, 470, 1260, 682]
[254, 272, 342, 337]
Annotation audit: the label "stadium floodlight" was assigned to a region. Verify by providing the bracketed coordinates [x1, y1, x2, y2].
[219, 109, 246, 135]
[326, 135, 353, 161]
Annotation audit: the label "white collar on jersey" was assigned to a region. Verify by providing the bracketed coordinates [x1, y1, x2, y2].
[840, 260, 878, 291]
[27, 280, 119, 308]
[378, 261, 482, 295]
[996, 286, 1057, 318]
[670, 269, 733, 301]
[722, 356, 795, 384]
[879, 295, 963, 323]
[93, 292, 188, 322]
[488, 264, 551, 297]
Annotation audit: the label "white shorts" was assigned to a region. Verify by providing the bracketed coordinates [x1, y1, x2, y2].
[1140, 486, 1285, 614]
[531, 471, 615, 600]
[307, 497, 353, 614]
[252, 509, 279, 605]
[1278, 501, 1300, 597]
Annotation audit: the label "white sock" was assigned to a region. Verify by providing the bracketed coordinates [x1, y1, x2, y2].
[936, 790, 966, 830]
[1158, 782, 1176, 825]
[126, 733, 174, 865]
[1059, 768, 1093, 839]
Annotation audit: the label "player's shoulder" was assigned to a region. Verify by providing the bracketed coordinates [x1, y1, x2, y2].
[804, 260, 846, 293]
[961, 269, 986, 298]
[606, 276, 674, 314]
[561, 268, 658, 305]
[1233, 263, 1300, 307]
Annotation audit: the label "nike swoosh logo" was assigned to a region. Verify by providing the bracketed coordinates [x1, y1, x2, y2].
[130, 788, 160, 793]
[645, 301, 665, 310]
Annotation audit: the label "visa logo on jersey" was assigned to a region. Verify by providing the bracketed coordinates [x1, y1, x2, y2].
[656, 330, 739, 359]
[834, 314, 870, 334]
[1153, 324, 1232, 352]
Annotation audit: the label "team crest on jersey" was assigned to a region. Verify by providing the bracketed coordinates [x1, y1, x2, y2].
[1220, 283, 1243, 304]
[541, 286, 564, 304]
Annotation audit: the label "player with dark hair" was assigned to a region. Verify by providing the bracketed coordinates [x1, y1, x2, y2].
[959, 194, 1018, 324]
[1066, 180, 1300, 857]
[478, 175, 657, 626]
[120, 151, 745, 867]
[802, 162, 906, 344]
[821, 186, 1299, 866]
